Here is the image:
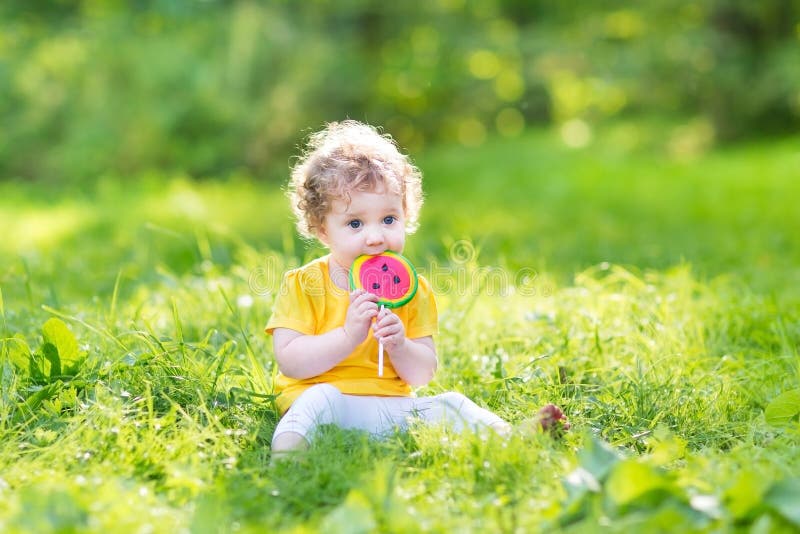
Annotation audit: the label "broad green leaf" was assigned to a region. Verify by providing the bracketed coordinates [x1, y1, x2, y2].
[42, 318, 80, 370]
[724, 470, 770, 519]
[764, 389, 800, 426]
[4, 335, 32, 373]
[319, 490, 376, 534]
[647, 425, 687, 466]
[578, 435, 621, 482]
[764, 478, 800, 527]
[29, 353, 49, 383]
[20, 383, 63, 414]
[606, 459, 668, 506]
[41, 343, 61, 378]
[640, 501, 704, 531]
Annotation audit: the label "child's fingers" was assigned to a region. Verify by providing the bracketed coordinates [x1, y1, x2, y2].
[376, 332, 403, 348]
[377, 317, 402, 340]
[351, 308, 376, 325]
[351, 291, 379, 306]
[353, 302, 378, 321]
[356, 298, 378, 313]
[374, 319, 403, 339]
[349, 293, 379, 320]
[376, 307, 398, 323]
[360, 307, 378, 321]
[378, 307, 392, 321]
[349, 289, 378, 304]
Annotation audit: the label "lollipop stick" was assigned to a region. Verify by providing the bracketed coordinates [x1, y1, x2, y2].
[378, 304, 384, 377]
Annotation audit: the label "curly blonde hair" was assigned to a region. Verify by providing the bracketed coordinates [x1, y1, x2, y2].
[288, 120, 424, 240]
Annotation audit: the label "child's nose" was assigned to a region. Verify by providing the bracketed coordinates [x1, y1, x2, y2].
[365, 228, 384, 245]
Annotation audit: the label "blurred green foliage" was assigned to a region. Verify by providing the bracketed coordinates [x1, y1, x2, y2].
[1, 0, 799, 183]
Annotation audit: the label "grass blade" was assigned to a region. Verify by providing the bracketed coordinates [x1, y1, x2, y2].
[109, 269, 123, 325]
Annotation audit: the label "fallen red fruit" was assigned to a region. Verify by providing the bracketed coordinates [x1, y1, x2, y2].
[538, 404, 570, 434]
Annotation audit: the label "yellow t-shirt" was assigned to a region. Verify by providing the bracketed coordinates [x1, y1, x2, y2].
[265, 255, 438, 414]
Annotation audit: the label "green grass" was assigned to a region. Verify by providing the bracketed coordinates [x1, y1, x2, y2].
[1, 125, 799, 532]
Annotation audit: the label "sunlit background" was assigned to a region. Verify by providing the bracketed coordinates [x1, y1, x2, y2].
[1, 1, 799, 298]
[3, 1, 799, 182]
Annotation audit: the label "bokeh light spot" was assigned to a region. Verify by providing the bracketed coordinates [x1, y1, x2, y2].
[668, 118, 715, 161]
[560, 119, 592, 148]
[458, 118, 487, 147]
[496, 108, 525, 137]
[411, 26, 440, 58]
[488, 19, 518, 46]
[468, 50, 500, 79]
[604, 10, 646, 39]
[494, 70, 525, 102]
[437, 0, 465, 11]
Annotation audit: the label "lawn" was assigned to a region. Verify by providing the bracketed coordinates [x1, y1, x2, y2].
[1, 125, 799, 532]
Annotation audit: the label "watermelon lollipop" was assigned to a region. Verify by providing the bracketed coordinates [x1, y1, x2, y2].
[349, 251, 418, 308]
[349, 251, 418, 377]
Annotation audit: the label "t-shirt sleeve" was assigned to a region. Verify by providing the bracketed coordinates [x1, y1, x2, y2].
[406, 275, 438, 339]
[264, 269, 318, 335]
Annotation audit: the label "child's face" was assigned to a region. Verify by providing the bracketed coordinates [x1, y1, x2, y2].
[318, 188, 406, 269]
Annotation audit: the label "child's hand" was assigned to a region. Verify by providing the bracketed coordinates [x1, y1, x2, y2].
[373, 307, 406, 352]
[343, 290, 379, 347]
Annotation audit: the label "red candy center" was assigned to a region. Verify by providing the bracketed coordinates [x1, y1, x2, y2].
[358, 255, 411, 301]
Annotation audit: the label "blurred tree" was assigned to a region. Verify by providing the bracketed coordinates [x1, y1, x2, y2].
[0, 0, 797, 183]
[705, 0, 800, 139]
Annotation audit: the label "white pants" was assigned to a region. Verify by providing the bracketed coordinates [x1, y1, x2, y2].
[272, 383, 506, 446]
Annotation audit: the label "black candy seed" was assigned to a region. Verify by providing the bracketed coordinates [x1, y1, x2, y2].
[393, 275, 401, 284]
[381, 264, 389, 271]
[372, 283, 381, 290]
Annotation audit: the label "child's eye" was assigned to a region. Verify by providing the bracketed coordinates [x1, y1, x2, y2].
[383, 216, 396, 225]
[348, 220, 362, 229]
